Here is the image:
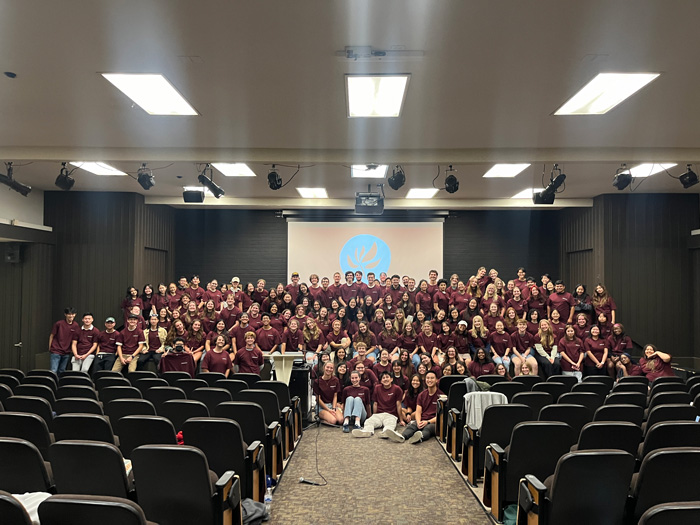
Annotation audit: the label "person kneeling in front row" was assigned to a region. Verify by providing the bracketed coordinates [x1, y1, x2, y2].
[385, 370, 443, 445]
[352, 371, 405, 439]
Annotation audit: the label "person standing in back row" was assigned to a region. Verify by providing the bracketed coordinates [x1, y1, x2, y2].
[49, 307, 80, 374]
[71, 312, 99, 373]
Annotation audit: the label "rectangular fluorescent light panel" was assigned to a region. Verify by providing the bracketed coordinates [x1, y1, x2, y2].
[554, 73, 660, 115]
[297, 188, 328, 199]
[628, 163, 677, 178]
[212, 163, 256, 177]
[406, 188, 439, 199]
[183, 186, 213, 196]
[102, 73, 198, 116]
[351, 165, 388, 178]
[69, 162, 126, 176]
[512, 188, 536, 199]
[483, 163, 531, 178]
[346, 75, 410, 117]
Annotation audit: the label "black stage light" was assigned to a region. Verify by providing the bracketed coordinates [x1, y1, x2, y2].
[612, 164, 632, 191]
[445, 165, 459, 194]
[55, 162, 75, 191]
[137, 163, 155, 191]
[680, 164, 699, 189]
[533, 164, 566, 204]
[268, 165, 282, 190]
[197, 163, 224, 198]
[388, 165, 405, 190]
[0, 162, 31, 196]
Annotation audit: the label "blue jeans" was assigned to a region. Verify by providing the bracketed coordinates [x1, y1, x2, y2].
[492, 355, 511, 369]
[411, 353, 421, 368]
[343, 396, 367, 423]
[50, 353, 71, 374]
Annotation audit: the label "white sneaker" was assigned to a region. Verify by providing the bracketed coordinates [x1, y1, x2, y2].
[352, 428, 372, 438]
[378, 429, 389, 439]
[407, 431, 423, 444]
[385, 428, 405, 443]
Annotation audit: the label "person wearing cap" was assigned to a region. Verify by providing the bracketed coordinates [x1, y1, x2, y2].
[94, 317, 122, 372]
[49, 307, 80, 374]
[285, 272, 301, 300]
[139, 313, 167, 370]
[70, 312, 99, 373]
[113, 314, 145, 373]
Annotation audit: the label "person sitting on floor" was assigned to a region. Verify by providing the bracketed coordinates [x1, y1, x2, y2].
[341, 370, 372, 433]
[352, 371, 405, 439]
[385, 370, 443, 444]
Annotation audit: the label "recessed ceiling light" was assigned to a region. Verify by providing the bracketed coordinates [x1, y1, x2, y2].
[554, 73, 659, 115]
[102, 73, 198, 116]
[297, 188, 328, 199]
[69, 162, 126, 176]
[511, 188, 536, 199]
[483, 163, 531, 178]
[351, 165, 388, 178]
[346, 75, 410, 117]
[627, 163, 677, 177]
[183, 185, 213, 196]
[212, 163, 256, 177]
[406, 188, 439, 199]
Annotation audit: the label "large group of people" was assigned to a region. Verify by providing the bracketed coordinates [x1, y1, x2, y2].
[47, 265, 674, 442]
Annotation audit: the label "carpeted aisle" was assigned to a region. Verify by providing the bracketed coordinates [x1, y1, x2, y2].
[268, 425, 491, 524]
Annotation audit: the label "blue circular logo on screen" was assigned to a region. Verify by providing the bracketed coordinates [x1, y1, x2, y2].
[340, 234, 391, 281]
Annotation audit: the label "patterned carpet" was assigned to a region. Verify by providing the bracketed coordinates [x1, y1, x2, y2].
[268, 424, 492, 525]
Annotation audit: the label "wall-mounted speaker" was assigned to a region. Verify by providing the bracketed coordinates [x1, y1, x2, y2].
[183, 190, 205, 203]
[4, 243, 21, 263]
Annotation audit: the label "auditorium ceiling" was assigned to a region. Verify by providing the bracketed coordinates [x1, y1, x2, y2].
[1, 0, 699, 209]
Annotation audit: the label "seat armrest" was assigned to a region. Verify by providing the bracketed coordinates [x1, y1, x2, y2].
[290, 395, 300, 407]
[437, 398, 446, 414]
[447, 407, 459, 427]
[268, 421, 281, 442]
[247, 440, 265, 470]
[215, 470, 237, 525]
[517, 475, 546, 525]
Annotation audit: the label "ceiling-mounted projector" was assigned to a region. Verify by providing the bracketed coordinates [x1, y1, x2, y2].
[355, 184, 385, 215]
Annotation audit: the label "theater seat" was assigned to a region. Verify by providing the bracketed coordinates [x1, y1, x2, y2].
[517, 450, 635, 525]
[0, 491, 32, 525]
[437, 381, 467, 444]
[53, 414, 118, 446]
[115, 415, 178, 459]
[38, 494, 155, 525]
[593, 404, 644, 426]
[190, 387, 234, 415]
[571, 421, 642, 455]
[511, 392, 552, 419]
[0, 437, 54, 493]
[142, 386, 186, 412]
[256, 380, 303, 443]
[0, 412, 54, 459]
[234, 389, 292, 460]
[639, 501, 700, 525]
[638, 421, 700, 461]
[158, 399, 209, 432]
[512, 375, 541, 390]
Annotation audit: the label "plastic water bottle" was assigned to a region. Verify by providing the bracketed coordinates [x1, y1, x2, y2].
[264, 486, 273, 517]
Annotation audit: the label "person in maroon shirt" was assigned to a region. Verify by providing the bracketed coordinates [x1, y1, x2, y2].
[468, 348, 496, 378]
[596, 312, 613, 340]
[583, 325, 608, 377]
[637, 344, 674, 382]
[386, 370, 443, 444]
[326, 319, 350, 357]
[480, 283, 506, 318]
[415, 280, 433, 320]
[285, 272, 301, 300]
[390, 359, 409, 391]
[166, 283, 182, 314]
[202, 280, 223, 311]
[527, 286, 548, 319]
[547, 280, 575, 324]
[417, 321, 440, 365]
[606, 323, 633, 378]
[573, 313, 591, 341]
[280, 317, 303, 355]
[316, 276, 335, 309]
[114, 315, 145, 373]
[373, 349, 394, 378]
[510, 319, 539, 376]
[314, 361, 344, 425]
[49, 307, 80, 374]
[121, 287, 144, 325]
[70, 313, 99, 373]
[94, 317, 122, 372]
[401, 374, 423, 423]
[449, 281, 470, 313]
[229, 312, 250, 356]
[255, 313, 281, 353]
[559, 325, 584, 382]
[432, 279, 450, 315]
[352, 371, 405, 438]
[233, 331, 264, 374]
[158, 337, 196, 378]
[139, 313, 167, 371]
[205, 320, 231, 353]
[592, 284, 617, 324]
[483, 302, 505, 333]
[525, 309, 541, 335]
[186, 275, 205, 305]
[378, 319, 400, 358]
[513, 267, 530, 299]
[250, 279, 268, 306]
[363, 272, 384, 307]
[548, 308, 567, 341]
[506, 286, 528, 319]
[488, 320, 513, 370]
[420, 353, 443, 380]
[219, 294, 242, 331]
[341, 370, 372, 432]
[338, 271, 359, 307]
[385, 275, 404, 305]
[201, 335, 232, 376]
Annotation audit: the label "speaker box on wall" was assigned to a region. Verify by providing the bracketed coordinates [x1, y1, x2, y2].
[4, 243, 21, 264]
[183, 190, 205, 203]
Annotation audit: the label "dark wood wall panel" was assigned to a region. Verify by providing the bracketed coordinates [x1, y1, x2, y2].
[566, 249, 595, 291]
[45, 192, 139, 324]
[174, 209, 288, 287]
[692, 248, 700, 361]
[0, 251, 24, 368]
[444, 210, 561, 281]
[134, 202, 175, 288]
[598, 194, 699, 358]
[141, 248, 168, 290]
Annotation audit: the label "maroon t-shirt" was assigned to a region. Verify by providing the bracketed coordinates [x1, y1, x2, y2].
[203, 290, 224, 310]
[511, 330, 535, 356]
[488, 331, 512, 357]
[437, 333, 455, 352]
[593, 297, 617, 318]
[373, 361, 392, 378]
[415, 292, 433, 314]
[362, 285, 383, 305]
[234, 347, 264, 374]
[313, 376, 341, 404]
[339, 283, 360, 304]
[147, 328, 162, 352]
[483, 315, 505, 333]
[97, 330, 122, 354]
[358, 370, 378, 399]
[468, 360, 495, 377]
[548, 292, 575, 321]
[167, 294, 182, 312]
[304, 331, 326, 352]
[347, 357, 374, 372]
[282, 329, 304, 352]
[341, 384, 371, 413]
[637, 356, 674, 382]
[481, 296, 505, 315]
[528, 297, 548, 318]
[549, 321, 567, 342]
[607, 335, 633, 356]
[583, 337, 608, 367]
[399, 334, 418, 353]
[574, 324, 591, 341]
[506, 298, 528, 317]
[247, 315, 263, 332]
[74, 326, 100, 356]
[186, 286, 205, 304]
[378, 332, 400, 352]
[316, 287, 335, 309]
[205, 331, 229, 349]
[450, 292, 470, 313]
[558, 337, 584, 371]
[220, 306, 242, 330]
[417, 332, 439, 353]
[201, 350, 232, 374]
[51, 320, 81, 355]
[119, 327, 145, 355]
[386, 286, 404, 305]
[373, 384, 403, 416]
[432, 290, 450, 313]
[325, 330, 348, 347]
[229, 324, 252, 351]
[416, 388, 444, 420]
[251, 288, 269, 305]
[256, 327, 281, 352]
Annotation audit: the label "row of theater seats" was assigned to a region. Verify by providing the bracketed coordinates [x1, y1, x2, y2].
[0, 367, 304, 524]
[432, 372, 700, 524]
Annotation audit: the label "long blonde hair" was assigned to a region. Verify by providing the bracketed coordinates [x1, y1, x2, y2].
[537, 319, 555, 349]
[469, 315, 489, 338]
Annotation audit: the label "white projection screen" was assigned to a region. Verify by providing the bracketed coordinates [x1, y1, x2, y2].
[287, 222, 443, 283]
